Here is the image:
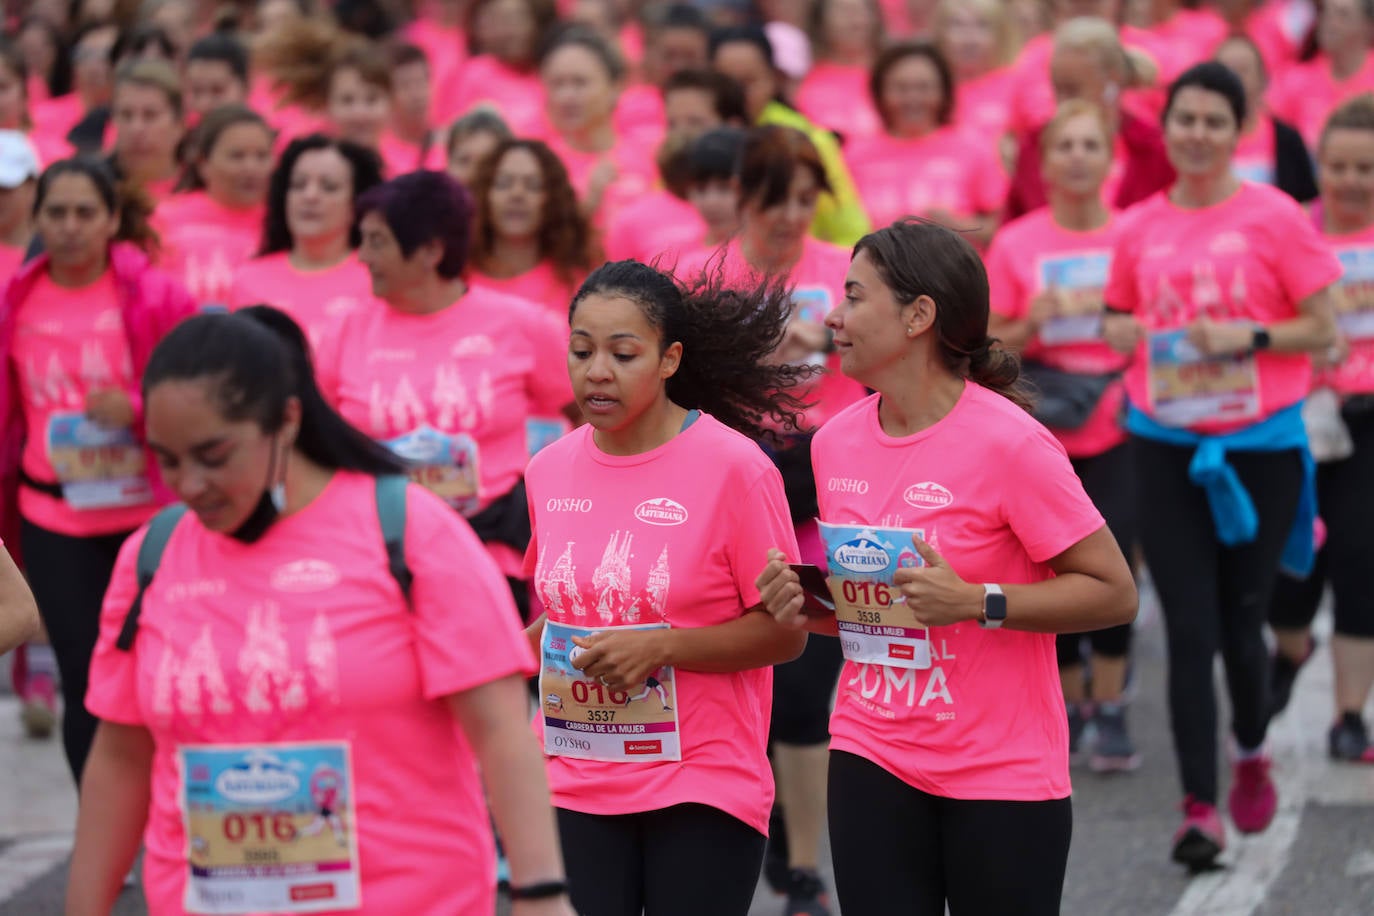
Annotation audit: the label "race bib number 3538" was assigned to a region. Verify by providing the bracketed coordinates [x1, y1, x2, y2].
[179, 743, 361, 914]
[819, 522, 931, 670]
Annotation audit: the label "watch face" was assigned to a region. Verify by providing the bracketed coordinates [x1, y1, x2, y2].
[985, 593, 1008, 620]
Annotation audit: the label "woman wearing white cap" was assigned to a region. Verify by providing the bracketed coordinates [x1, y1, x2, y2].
[0, 129, 40, 280]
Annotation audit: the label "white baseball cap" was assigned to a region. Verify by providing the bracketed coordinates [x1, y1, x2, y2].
[0, 131, 40, 189]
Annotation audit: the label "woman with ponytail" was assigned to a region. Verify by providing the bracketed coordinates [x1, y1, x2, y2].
[755, 218, 1137, 916]
[69, 306, 574, 916]
[522, 259, 808, 916]
[0, 155, 195, 790]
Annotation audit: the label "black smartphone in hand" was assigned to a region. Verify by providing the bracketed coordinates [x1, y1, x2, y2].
[789, 564, 835, 617]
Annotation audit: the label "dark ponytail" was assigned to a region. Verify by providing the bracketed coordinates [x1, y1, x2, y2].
[570, 260, 816, 440]
[142, 306, 407, 476]
[853, 218, 1033, 412]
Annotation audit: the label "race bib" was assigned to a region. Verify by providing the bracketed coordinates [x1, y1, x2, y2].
[44, 412, 152, 510]
[1335, 248, 1374, 342]
[819, 522, 930, 670]
[1036, 253, 1109, 346]
[384, 425, 480, 515]
[179, 743, 360, 914]
[540, 621, 681, 763]
[1147, 329, 1260, 428]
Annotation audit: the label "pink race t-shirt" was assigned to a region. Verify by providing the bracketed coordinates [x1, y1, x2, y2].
[1143, 8, 1229, 69]
[796, 62, 883, 143]
[469, 261, 580, 318]
[10, 272, 157, 537]
[403, 17, 466, 115]
[376, 130, 448, 178]
[613, 84, 667, 151]
[816, 385, 1105, 800]
[603, 189, 706, 266]
[1104, 183, 1343, 433]
[1320, 222, 1374, 396]
[152, 192, 264, 309]
[85, 471, 535, 916]
[524, 415, 798, 834]
[952, 68, 1017, 147]
[985, 209, 1128, 457]
[675, 237, 867, 431]
[545, 134, 658, 231]
[1232, 113, 1278, 187]
[314, 287, 572, 576]
[844, 128, 1006, 233]
[443, 56, 549, 137]
[0, 242, 25, 287]
[1269, 54, 1374, 149]
[228, 254, 374, 353]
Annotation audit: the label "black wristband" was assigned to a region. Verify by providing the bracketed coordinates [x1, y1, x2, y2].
[508, 879, 569, 900]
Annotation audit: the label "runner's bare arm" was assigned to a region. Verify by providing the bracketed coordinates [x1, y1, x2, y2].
[66, 722, 154, 915]
[448, 676, 574, 915]
[755, 549, 841, 637]
[0, 546, 38, 654]
[525, 613, 547, 659]
[1189, 287, 1338, 356]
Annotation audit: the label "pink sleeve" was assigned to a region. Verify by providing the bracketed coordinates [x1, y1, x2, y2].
[85, 527, 149, 725]
[726, 464, 800, 608]
[312, 317, 345, 410]
[974, 143, 1010, 213]
[404, 486, 536, 699]
[1001, 428, 1106, 563]
[1103, 222, 1141, 313]
[984, 235, 1025, 319]
[526, 310, 573, 416]
[1265, 195, 1343, 305]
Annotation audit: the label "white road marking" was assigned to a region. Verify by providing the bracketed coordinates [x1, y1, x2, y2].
[0, 834, 71, 901]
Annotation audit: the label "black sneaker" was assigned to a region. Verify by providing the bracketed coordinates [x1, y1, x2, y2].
[1268, 639, 1314, 718]
[763, 806, 789, 894]
[1329, 715, 1374, 763]
[783, 868, 832, 916]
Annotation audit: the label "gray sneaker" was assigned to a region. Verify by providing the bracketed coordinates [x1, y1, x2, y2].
[1090, 703, 1141, 773]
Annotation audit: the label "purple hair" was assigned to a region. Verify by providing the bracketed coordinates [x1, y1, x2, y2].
[356, 170, 474, 279]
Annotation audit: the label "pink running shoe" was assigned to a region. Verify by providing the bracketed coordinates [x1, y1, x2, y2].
[20, 671, 57, 740]
[1229, 756, 1278, 833]
[1172, 796, 1225, 870]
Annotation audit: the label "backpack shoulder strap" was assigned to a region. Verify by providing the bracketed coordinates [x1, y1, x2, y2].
[116, 504, 188, 651]
[375, 474, 413, 606]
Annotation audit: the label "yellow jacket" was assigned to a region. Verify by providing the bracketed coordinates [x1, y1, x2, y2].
[758, 100, 872, 247]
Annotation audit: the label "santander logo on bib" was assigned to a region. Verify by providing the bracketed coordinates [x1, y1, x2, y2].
[635, 498, 689, 526]
[904, 481, 953, 510]
[271, 559, 342, 593]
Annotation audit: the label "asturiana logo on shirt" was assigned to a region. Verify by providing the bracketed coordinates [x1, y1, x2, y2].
[635, 498, 688, 526]
[834, 535, 892, 574]
[216, 753, 300, 805]
[271, 559, 342, 593]
[903, 481, 953, 510]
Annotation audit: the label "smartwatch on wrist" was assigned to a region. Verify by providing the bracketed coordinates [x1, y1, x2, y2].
[1251, 326, 1272, 352]
[508, 879, 569, 901]
[980, 583, 1007, 630]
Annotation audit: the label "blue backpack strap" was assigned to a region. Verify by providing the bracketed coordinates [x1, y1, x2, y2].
[116, 504, 188, 651]
[375, 475, 413, 606]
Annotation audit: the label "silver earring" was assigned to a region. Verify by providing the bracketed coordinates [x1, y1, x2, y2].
[906, 327, 915, 337]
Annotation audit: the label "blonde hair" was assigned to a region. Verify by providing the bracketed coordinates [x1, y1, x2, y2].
[113, 58, 184, 118]
[934, 0, 1020, 71]
[1053, 16, 1151, 88]
[1039, 97, 1114, 156]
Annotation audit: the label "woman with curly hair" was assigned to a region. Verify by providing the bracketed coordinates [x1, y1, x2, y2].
[467, 138, 601, 315]
[523, 258, 809, 916]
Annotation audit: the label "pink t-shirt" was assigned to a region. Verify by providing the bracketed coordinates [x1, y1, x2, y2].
[10, 272, 157, 537]
[29, 94, 84, 151]
[524, 415, 798, 834]
[376, 130, 448, 178]
[403, 17, 466, 118]
[817, 385, 1103, 800]
[1320, 222, 1374, 396]
[228, 254, 374, 353]
[152, 193, 265, 309]
[796, 62, 883, 143]
[0, 242, 25, 287]
[85, 471, 535, 916]
[314, 287, 572, 576]
[1246, 0, 1315, 79]
[844, 128, 1007, 232]
[1233, 113, 1278, 187]
[603, 189, 706, 266]
[675, 237, 867, 430]
[613, 84, 667, 152]
[1104, 183, 1342, 432]
[952, 67, 1017, 146]
[1269, 53, 1374, 149]
[468, 261, 580, 317]
[545, 133, 658, 232]
[443, 56, 549, 137]
[985, 209, 1128, 457]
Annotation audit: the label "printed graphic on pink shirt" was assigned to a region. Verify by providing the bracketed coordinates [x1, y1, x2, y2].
[815, 386, 1104, 801]
[153, 193, 264, 308]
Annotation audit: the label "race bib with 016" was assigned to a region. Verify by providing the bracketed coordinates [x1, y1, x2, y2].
[179, 743, 360, 914]
[540, 621, 681, 762]
[1147, 329, 1259, 428]
[44, 412, 152, 510]
[818, 522, 930, 670]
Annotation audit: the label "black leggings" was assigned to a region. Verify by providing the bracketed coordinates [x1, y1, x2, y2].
[557, 804, 765, 916]
[827, 751, 1072, 915]
[1268, 403, 1374, 638]
[1133, 437, 1302, 804]
[1057, 443, 1137, 666]
[770, 628, 845, 745]
[20, 519, 133, 786]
